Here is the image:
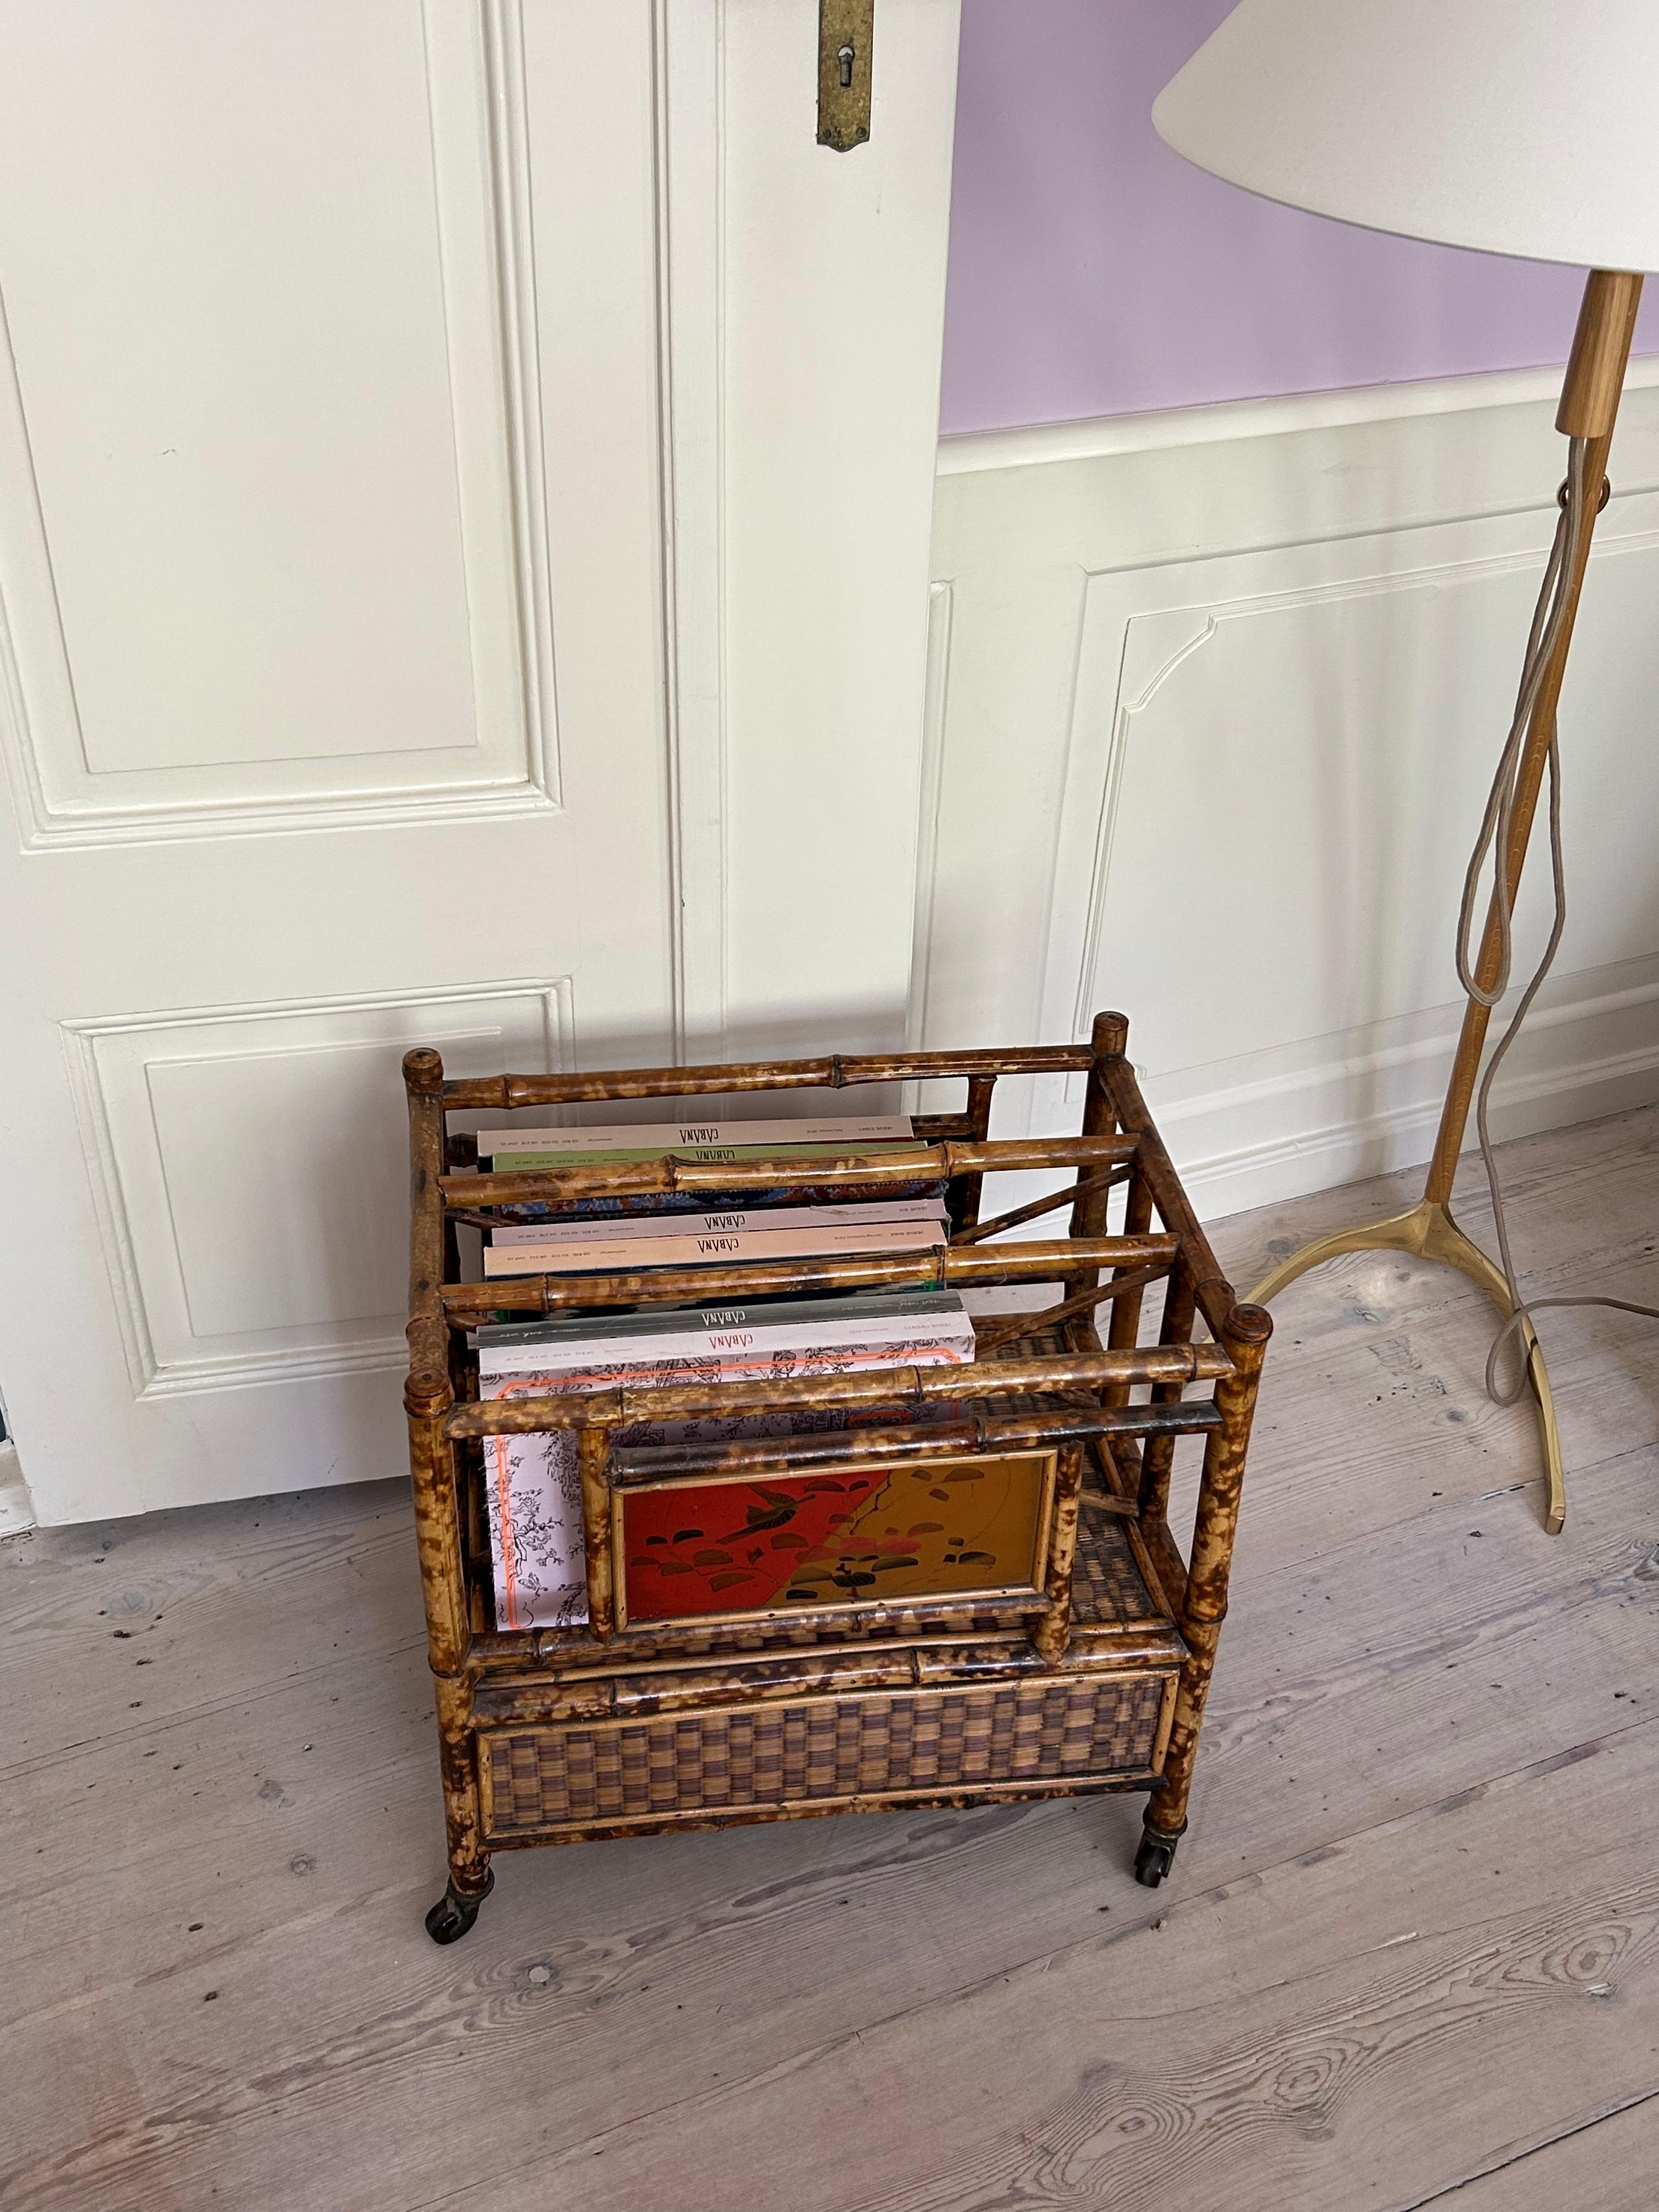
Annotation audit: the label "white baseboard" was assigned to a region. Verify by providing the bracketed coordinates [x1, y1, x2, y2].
[1140, 956, 1659, 1217]
[1167, 1027, 1659, 1222]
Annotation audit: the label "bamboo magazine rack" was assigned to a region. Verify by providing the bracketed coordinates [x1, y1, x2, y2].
[404, 1012, 1271, 1942]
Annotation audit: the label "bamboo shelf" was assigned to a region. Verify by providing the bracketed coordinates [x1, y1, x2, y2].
[403, 1011, 1271, 1942]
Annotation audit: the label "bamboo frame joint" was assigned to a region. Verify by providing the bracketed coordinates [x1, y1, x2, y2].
[403, 1046, 445, 1096]
[404, 1369, 453, 1417]
[1224, 1302, 1273, 1350]
[1092, 1010, 1130, 1059]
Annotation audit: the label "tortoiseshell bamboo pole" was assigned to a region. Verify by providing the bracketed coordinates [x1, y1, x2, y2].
[1065, 1013, 1125, 1310]
[444, 1132, 1138, 1212]
[1099, 1051, 1235, 1342]
[405, 1048, 450, 1386]
[1102, 1170, 1155, 1410]
[969, 1259, 1171, 1355]
[579, 1425, 615, 1641]
[952, 1166, 1127, 1247]
[1139, 1301, 1272, 1880]
[473, 1605, 1186, 1706]
[606, 1398, 1221, 1483]
[953, 1074, 997, 1233]
[439, 1231, 1176, 1320]
[911, 1113, 975, 1141]
[1031, 1443, 1085, 1662]
[473, 1651, 1164, 1731]
[403, 1049, 490, 1910]
[442, 1341, 1228, 1438]
[1138, 1255, 1198, 1526]
[404, 1379, 471, 1692]
[1067, 1014, 1157, 1412]
[441, 1042, 1093, 1111]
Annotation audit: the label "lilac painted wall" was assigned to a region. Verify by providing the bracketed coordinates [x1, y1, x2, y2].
[941, 0, 1659, 436]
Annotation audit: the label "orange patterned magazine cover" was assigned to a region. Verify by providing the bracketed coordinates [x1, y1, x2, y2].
[616, 1450, 1054, 1626]
[482, 1335, 972, 1630]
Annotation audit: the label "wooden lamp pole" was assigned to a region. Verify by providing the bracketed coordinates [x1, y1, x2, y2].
[1249, 269, 1644, 1534]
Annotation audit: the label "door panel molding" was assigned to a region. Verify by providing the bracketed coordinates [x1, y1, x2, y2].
[0, 0, 559, 848]
[61, 979, 571, 1398]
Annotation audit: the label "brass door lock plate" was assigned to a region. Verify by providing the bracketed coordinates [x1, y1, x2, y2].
[818, 0, 873, 151]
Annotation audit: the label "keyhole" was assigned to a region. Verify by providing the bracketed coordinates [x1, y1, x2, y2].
[838, 43, 854, 89]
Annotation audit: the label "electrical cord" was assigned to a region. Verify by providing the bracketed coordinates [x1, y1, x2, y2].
[1459, 436, 1659, 1403]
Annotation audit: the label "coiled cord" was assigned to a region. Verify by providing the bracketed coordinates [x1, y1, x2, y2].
[1460, 437, 1659, 1403]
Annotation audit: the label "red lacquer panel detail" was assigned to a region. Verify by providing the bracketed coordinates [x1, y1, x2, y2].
[619, 1454, 1049, 1624]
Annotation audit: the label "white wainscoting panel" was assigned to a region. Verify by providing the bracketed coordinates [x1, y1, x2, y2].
[925, 363, 1659, 1215]
[63, 982, 568, 1400]
[0, 0, 557, 844]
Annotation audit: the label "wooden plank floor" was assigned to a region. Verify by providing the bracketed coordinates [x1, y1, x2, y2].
[4, 1110, 1659, 2210]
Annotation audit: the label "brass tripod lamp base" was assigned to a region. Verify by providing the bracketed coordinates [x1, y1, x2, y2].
[1248, 1199, 1565, 1533]
[1243, 268, 1645, 1541]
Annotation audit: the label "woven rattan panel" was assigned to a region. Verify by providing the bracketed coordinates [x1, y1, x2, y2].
[1074, 1498, 1158, 1622]
[483, 1671, 1168, 1837]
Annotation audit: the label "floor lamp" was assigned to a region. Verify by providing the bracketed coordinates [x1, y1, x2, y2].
[1154, 0, 1659, 1534]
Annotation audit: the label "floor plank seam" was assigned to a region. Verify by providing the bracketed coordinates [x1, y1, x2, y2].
[1390, 2080, 1659, 2208]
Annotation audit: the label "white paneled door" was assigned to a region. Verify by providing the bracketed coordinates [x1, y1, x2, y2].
[0, 0, 962, 1522]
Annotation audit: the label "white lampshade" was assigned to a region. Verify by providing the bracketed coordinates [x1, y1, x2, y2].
[1154, 0, 1659, 273]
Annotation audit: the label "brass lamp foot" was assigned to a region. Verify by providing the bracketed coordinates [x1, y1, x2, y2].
[1248, 1199, 1565, 1534]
